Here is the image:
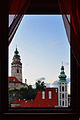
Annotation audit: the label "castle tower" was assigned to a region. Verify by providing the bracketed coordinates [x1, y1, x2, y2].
[58, 65, 68, 107]
[11, 47, 22, 82]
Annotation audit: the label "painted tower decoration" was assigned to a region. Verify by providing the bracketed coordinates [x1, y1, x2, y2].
[11, 48, 22, 82]
[58, 65, 68, 107]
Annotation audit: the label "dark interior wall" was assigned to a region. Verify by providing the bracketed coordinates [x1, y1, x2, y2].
[0, 3, 8, 114]
[27, 0, 60, 14]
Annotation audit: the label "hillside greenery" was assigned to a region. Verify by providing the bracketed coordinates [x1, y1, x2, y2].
[8, 80, 46, 100]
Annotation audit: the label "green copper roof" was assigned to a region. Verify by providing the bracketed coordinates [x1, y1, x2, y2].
[59, 73, 66, 78]
[58, 80, 68, 83]
[61, 65, 64, 70]
[58, 65, 67, 83]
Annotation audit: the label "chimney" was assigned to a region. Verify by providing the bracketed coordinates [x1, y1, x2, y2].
[25, 79, 27, 84]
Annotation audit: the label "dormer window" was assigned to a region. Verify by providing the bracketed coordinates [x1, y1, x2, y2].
[49, 91, 52, 99]
[42, 91, 45, 99]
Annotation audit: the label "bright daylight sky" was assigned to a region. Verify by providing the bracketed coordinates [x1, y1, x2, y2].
[9, 15, 70, 92]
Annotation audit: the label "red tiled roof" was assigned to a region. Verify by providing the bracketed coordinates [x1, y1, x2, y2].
[8, 77, 27, 85]
[22, 100, 33, 107]
[11, 88, 58, 108]
[8, 77, 28, 86]
[8, 77, 21, 83]
[12, 100, 26, 104]
[12, 100, 33, 107]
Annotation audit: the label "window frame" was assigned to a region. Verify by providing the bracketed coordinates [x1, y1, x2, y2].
[0, 0, 80, 120]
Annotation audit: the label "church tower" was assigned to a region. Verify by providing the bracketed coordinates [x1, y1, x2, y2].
[58, 65, 68, 107]
[11, 47, 22, 82]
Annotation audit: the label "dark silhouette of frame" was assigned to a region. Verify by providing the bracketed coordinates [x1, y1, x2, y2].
[0, 0, 80, 120]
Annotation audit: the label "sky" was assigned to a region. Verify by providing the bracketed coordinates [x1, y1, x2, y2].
[9, 15, 70, 93]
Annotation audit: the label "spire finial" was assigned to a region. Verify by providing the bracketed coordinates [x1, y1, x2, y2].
[14, 45, 19, 55]
[16, 45, 17, 49]
[61, 61, 64, 71]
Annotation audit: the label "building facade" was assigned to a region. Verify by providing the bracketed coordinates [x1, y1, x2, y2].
[8, 76, 28, 105]
[8, 77, 28, 90]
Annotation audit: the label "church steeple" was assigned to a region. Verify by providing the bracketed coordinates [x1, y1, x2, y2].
[11, 47, 22, 82]
[58, 64, 68, 107]
[14, 47, 19, 55]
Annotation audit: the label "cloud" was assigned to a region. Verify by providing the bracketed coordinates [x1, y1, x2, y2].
[36, 77, 46, 82]
[45, 82, 58, 88]
[50, 41, 56, 48]
[52, 78, 70, 86]
[66, 78, 70, 82]
[52, 80, 58, 86]
[65, 62, 69, 66]
[32, 84, 36, 88]
[40, 77, 46, 81]
[45, 83, 51, 88]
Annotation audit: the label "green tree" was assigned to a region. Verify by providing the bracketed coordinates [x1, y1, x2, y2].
[35, 80, 46, 91]
[18, 85, 37, 100]
[41, 81, 46, 90]
[8, 80, 46, 102]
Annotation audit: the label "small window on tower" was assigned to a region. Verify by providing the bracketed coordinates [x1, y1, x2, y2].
[65, 100, 67, 106]
[60, 93, 61, 99]
[60, 86, 61, 92]
[62, 101, 64, 106]
[60, 100, 61, 106]
[65, 93, 67, 99]
[62, 94, 64, 99]
[17, 69, 19, 73]
[65, 85, 67, 91]
[62, 86, 64, 91]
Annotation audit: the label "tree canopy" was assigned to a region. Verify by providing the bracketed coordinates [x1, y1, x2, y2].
[35, 80, 46, 91]
[8, 80, 46, 101]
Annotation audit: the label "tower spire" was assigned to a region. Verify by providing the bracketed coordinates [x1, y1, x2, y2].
[16, 44, 17, 49]
[11, 47, 22, 82]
